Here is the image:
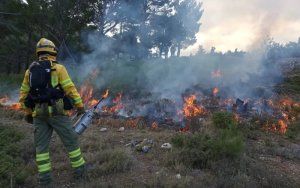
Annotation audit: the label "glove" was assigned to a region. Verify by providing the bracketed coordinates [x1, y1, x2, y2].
[25, 114, 33, 124]
[77, 106, 85, 117]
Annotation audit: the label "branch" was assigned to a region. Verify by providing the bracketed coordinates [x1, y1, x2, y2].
[103, 21, 118, 34]
[0, 11, 21, 16]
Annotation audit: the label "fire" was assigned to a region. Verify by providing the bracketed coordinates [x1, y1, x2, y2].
[102, 93, 123, 113]
[0, 96, 21, 110]
[102, 89, 109, 98]
[0, 96, 8, 104]
[212, 87, 219, 96]
[10, 103, 21, 110]
[278, 119, 288, 134]
[79, 85, 109, 107]
[80, 84, 94, 107]
[257, 97, 300, 134]
[181, 95, 204, 118]
[126, 118, 140, 128]
[79, 69, 102, 107]
[151, 122, 159, 129]
[88, 99, 98, 107]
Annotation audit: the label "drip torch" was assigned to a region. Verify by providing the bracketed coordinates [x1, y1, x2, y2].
[73, 89, 109, 135]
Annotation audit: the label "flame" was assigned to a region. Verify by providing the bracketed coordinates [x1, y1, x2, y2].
[79, 69, 101, 107]
[181, 95, 204, 118]
[179, 125, 190, 132]
[0, 96, 8, 104]
[102, 89, 109, 98]
[80, 86, 109, 107]
[10, 103, 21, 110]
[212, 87, 219, 96]
[278, 119, 288, 134]
[126, 118, 140, 128]
[0, 96, 21, 110]
[102, 93, 123, 113]
[79, 84, 94, 107]
[151, 122, 159, 129]
[89, 99, 98, 107]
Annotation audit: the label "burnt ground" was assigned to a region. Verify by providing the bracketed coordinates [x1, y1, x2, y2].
[1, 106, 300, 188]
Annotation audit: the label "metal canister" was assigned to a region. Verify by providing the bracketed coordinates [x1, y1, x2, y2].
[73, 110, 94, 135]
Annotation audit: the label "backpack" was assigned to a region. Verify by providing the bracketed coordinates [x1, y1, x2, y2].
[25, 60, 64, 107]
[29, 61, 52, 94]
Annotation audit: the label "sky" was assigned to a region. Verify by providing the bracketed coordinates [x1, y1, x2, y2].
[182, 0, 300, 55]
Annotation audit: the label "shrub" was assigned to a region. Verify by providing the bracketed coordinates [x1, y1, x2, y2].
[0, 126, 30, 187]
[168, 130, 244, 169]
[286, 120, 300, 139]
[211, 129, 245, 158]
[89, 148, 133, 175]
[168, 112, 245, 169]
[212, 111, 237, 129]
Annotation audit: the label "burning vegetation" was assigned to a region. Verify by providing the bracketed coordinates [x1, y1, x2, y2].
[0, 54, 300, 188]
[0, 96, 21, 110]
[1, 63, 299, 136]
[72, 66, 300, 135]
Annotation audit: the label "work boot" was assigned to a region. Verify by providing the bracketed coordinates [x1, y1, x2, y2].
[38, 172, 52, 187]
[73, 164, 86, 179]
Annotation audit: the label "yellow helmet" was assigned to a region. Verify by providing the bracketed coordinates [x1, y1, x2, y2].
[36, 38, 57, 56]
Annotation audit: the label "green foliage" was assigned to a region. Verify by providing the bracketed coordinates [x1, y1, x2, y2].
[0, 126, 30, 187]
[212, 111, 237, 129]
[167, 112, 244, 169]
[286, 120, 300, 139]
[211, 129, 245, 158]
[0, 74, 23, 96]
[169, 129, 245, 169]
[1, 0, 204, 73]
[170, 133, 212, 168]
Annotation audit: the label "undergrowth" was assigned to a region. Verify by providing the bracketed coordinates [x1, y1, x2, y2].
[0, 126, 32, 187]
[165, 112, 245, 169]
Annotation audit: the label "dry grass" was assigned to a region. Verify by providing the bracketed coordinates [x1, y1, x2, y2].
[0, 107, 300, 187]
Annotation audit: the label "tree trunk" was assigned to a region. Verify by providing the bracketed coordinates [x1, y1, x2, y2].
[6, 59, 12, 74]
[159, 46, 163, 58]
[177, 42, 181, 57]
[25, 31, 32, 70]
[16, 53, 21, 74]
[98, 1, 106, 36]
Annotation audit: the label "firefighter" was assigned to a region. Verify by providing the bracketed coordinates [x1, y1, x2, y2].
[19, 38, 86, 185]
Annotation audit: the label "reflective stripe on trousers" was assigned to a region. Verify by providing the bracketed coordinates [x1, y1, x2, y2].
[69, 148, 85, 168]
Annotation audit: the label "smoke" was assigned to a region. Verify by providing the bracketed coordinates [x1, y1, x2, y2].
[61, 0, 285, 114]
[72, 30, 282, 108]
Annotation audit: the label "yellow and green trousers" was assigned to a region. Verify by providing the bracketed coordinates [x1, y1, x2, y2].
[34, 115, 85, 182]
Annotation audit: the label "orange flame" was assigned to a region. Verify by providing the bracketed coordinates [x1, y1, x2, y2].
[278, 119, 288, 134]
[212, 87, 219, 96]
[151, 122, 159, 129]
[79, 84, 94, 107]
[102, 93, 123, 113]
[181, 95, 204, 118]
[179, 126, 190, 132]
[0, 96, 21, 110]
[102, 89, 109, 99]
[126, 118, 140, 128]
[10, 103, 21, 110]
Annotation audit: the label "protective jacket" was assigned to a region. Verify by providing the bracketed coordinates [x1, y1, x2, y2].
[19, 55, 83, 117]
